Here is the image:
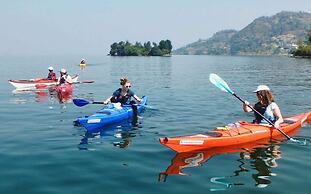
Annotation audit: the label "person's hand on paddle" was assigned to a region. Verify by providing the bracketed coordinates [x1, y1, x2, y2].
[243, 100, 252, 112]
[103, 100, 109, 105]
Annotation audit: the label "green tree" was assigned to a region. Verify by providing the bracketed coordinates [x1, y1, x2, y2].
[149, 43, 162, 56]
[110, 42, 118, 56]
[109, 40, 172, 56]
[143, 41, 152, 55]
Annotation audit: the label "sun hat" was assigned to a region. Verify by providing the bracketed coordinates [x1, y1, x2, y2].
[60, 68, 67, 73]
[253, 85, 270, 93]
[48, 66, 53, 70]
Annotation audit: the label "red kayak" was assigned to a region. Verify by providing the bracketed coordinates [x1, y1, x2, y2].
[160, 112, 311, 153]
[56, 84, 72, 97]
[48, 84, 73, 102]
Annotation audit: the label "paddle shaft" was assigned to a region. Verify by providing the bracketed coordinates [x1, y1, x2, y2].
[232, 93, 291, 140]
[92, 101, 104, 104]
[90, 101, 138, 107]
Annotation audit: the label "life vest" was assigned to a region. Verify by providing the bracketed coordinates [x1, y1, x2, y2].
[111, 88, 134, 104]
[253, 102, 276, 124]
[47, 72, 56, 80]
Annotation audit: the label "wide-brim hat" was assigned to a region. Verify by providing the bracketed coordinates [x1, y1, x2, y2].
[253, 85, 270, 92]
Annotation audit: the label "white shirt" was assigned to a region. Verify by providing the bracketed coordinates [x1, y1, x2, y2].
[262, 102, 279, 123]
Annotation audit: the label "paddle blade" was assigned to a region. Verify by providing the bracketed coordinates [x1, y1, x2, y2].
[73, 98, 90, 107]
[209, 73, 234, 94]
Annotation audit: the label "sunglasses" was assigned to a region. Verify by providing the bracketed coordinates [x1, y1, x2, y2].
[125, 85, 131, 88]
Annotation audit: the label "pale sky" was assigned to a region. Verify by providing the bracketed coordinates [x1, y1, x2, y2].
[1, 0, 311, 56]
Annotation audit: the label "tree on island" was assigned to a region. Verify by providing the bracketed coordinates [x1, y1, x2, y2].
[292, 29, 311, 57]
[109, 40, 172, 56]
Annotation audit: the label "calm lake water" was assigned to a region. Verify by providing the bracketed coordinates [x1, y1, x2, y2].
[0, 55, 311, 194]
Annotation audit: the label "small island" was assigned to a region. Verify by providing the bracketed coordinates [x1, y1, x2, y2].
[292, 29, 311, 57]
[109, 40, 172, 56]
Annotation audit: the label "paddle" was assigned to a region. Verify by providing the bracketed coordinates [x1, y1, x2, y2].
[73, 98, 105, 107]
[209, 73, 298, 142]
[73, 98, 151, 109]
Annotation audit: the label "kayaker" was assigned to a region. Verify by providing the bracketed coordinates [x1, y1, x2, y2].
[47, 66, 57, 80]
[104, 77, 141, 105]
[243, 85, 284, 128]
[80, 58, 86, 64]
[57, 68, 73, 85]
[80, 58, 86, 69]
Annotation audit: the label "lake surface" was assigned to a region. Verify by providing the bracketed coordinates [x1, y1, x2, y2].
[0, 55, 311, 194]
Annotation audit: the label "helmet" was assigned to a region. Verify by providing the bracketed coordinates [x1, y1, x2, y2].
[253, 85, 270, 93]
[60, 68, 67, 74]
[48, 66, 53, 71]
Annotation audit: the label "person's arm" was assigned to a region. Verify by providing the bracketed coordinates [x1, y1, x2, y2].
[104, 96, 113, 104]
[57, 77, 61, 85]
[65, 75, 73, 84]
[273, 105, 283, 128]
[243, 101, 253, 112]
[133, 95, 141, 103]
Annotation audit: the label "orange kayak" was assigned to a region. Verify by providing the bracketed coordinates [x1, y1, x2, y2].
[159, 112, 311, 153]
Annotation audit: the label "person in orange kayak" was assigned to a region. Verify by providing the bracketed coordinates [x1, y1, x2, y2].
[47, 66, 57, 80]
[104, 77, 141, 105]
[243, 85, 284, 128]
[57, 68, 73, 85]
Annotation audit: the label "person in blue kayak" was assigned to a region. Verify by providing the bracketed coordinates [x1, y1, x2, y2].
[243, 85, 284, 128]
[57, 68, 73, 85]
[47, 66, 57, 80]
[104, 77, 141, 105]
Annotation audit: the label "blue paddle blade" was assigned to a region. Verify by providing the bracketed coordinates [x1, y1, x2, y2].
[73, 98, 90, 107]
[209, 73, 234, 94]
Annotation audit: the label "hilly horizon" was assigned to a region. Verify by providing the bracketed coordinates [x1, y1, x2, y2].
[174, 11, 311, 56]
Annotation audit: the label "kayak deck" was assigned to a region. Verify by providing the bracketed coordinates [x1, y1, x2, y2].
[160, 112, 311, 153]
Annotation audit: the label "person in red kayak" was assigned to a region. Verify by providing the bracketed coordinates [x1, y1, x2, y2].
[57, 68, 73, 85]
[243, 85, 284, 128]
[47, 66, 57, 80]
[104, 77, 141, 105]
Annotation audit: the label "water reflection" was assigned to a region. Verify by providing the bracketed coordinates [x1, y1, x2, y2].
[77, 118, 142, 150]
[11, 88, 72, 104]
[241, 145, 281, 188]
[159, 140, 282, 190]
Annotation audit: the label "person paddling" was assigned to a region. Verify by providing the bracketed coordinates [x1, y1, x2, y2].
[243, 85, 284, 128]
[57, 68, 73, 85]
[80, 58, 86, 69]
[104, 77, 141, 105]
[47, 66, 57, 80]
[104, 77, 141, 124]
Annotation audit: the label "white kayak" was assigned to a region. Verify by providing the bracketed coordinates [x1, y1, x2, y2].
[9, 75, 78, 89]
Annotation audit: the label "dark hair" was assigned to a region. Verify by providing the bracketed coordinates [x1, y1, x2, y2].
[256, 90, 274, 106]
[120, 77, 129, 86]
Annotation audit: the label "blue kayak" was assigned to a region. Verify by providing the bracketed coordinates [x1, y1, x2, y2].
[74, 96, 148, 132]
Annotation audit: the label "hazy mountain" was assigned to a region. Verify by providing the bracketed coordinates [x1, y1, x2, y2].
[174, 11, 311, 55]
